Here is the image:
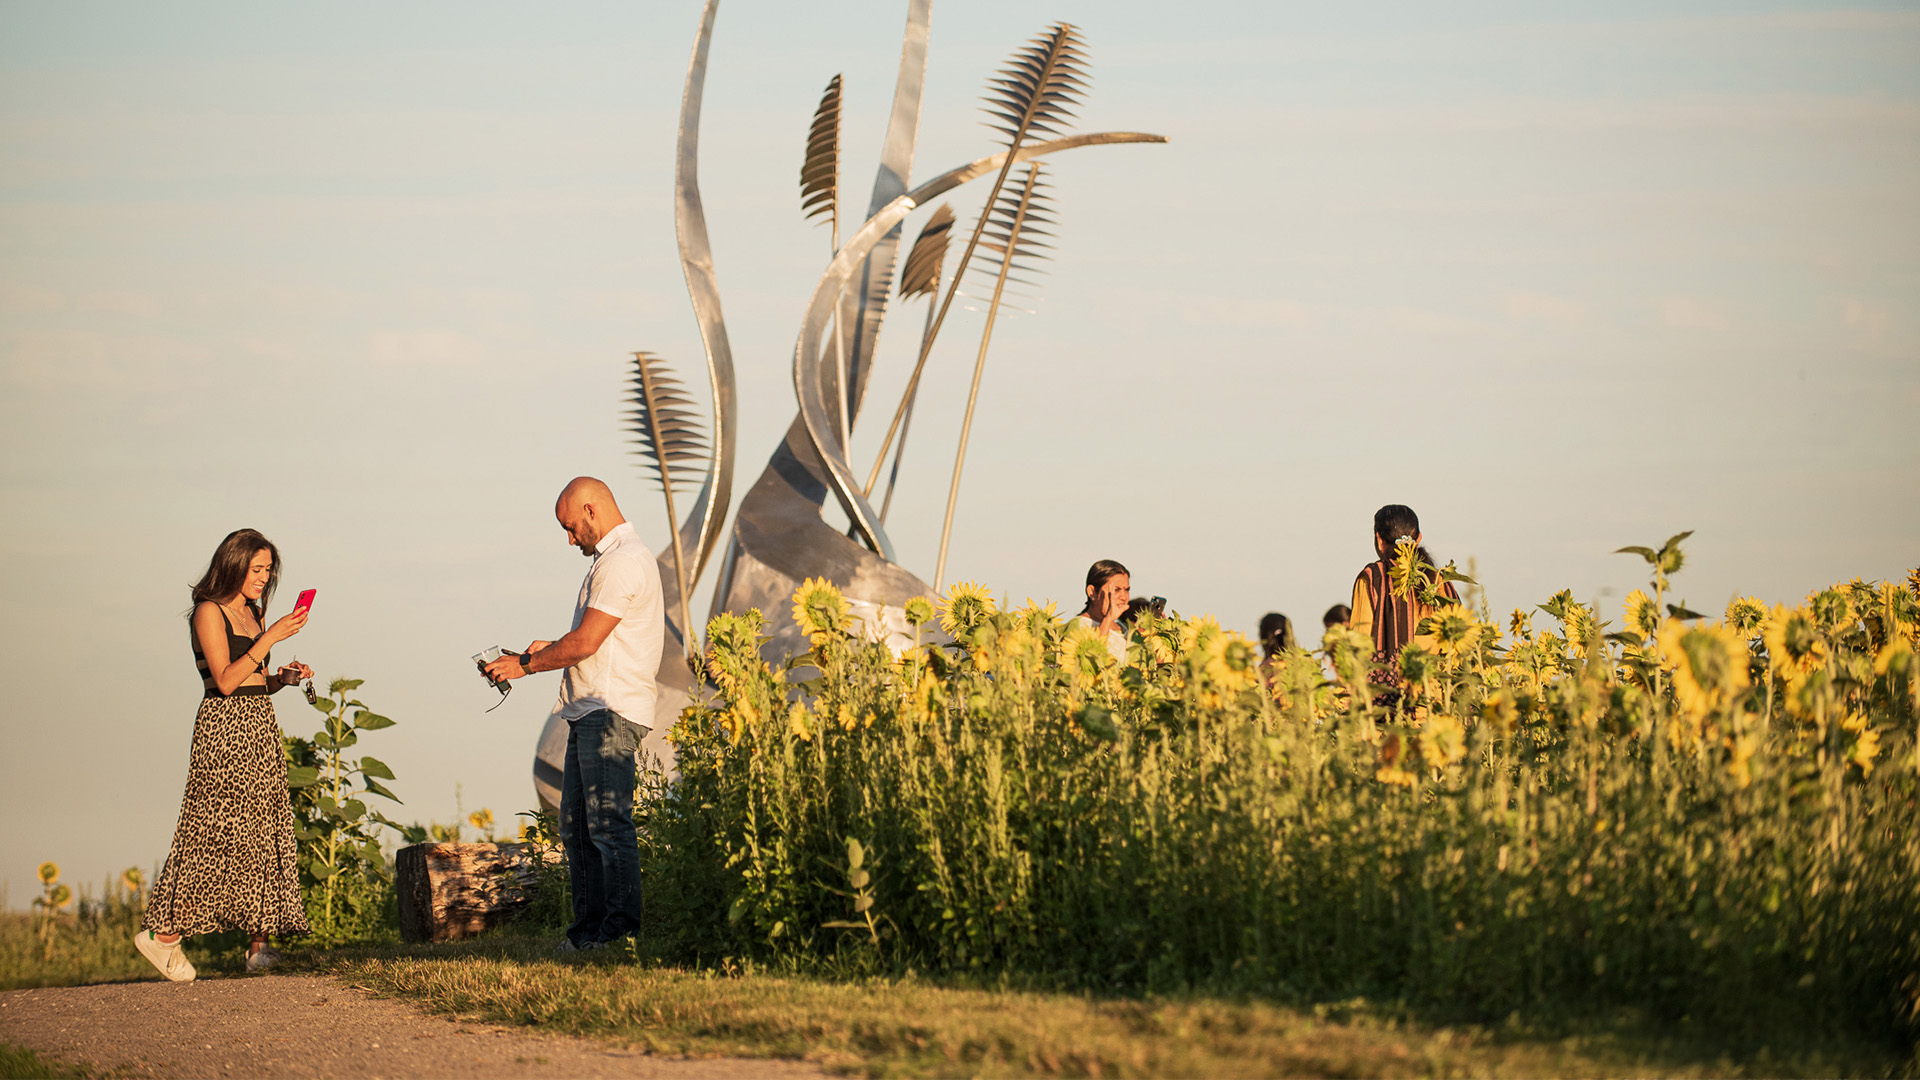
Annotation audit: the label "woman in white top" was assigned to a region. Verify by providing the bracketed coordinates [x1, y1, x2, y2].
[1069, 559, 1131, 664]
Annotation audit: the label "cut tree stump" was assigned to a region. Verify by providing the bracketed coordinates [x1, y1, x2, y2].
[394, 842, 546, 943]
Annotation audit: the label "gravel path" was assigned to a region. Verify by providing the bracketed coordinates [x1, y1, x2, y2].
[0, 974, 823, 1079]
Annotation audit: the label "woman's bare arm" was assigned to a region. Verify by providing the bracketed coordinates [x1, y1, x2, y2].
[194, 602, 308, 696]
[194, 602, 266, 697]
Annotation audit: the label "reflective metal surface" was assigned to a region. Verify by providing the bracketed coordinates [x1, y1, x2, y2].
[841, 0, 932, 430]
[536, 2, 1169, 803]
[790, 131, 1169, 563]
[715, 132, 1168, 661]
[536, 0, 738, 805]
[936, 162, 1051, 589]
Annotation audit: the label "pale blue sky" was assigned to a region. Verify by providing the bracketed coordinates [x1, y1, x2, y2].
[2, 1, 1915, 905]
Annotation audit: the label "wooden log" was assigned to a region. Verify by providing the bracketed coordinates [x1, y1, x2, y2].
[394, 842, 542, 943]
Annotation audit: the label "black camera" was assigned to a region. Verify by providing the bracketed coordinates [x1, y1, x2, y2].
[472, 646, 514, 691]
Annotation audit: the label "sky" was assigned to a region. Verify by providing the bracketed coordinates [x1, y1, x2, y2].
[1, 0, 1915, 906]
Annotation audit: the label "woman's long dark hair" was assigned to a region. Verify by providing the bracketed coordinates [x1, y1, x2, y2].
[1258, 611, 1294, 658]
[1078, 558, 1129, 617]
[188, 529, 281, 621]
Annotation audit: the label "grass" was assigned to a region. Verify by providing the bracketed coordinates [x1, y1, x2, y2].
[286, 932, 1911, 1078]
[4, 908, 1908, 1076]
[0, 911, 259, 991]
[0, 1042, 93, 1080]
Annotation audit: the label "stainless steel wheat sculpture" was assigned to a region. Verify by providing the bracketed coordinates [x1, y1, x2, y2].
[625, 351, 710, 662]
[876, 202, 954, 524]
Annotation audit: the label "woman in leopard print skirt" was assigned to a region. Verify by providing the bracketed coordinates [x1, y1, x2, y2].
[136, 529, 314, 981]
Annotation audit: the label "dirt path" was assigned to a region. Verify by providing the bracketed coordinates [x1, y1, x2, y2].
[0, 974, 823, 1079]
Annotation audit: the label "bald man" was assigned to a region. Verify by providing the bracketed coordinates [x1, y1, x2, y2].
[484, 476, 662, 951]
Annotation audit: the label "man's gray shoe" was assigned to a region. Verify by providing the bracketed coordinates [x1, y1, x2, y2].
[555, 938, 604, 955]
[245, 946, 282, 972]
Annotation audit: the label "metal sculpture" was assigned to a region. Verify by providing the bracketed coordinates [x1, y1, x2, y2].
[877, 204, 955, 524]
[535, 0, 1164, 807]
[938, 161, 1055, 590]
[623, 350, 709, 661]
[533, 0, 740, 808]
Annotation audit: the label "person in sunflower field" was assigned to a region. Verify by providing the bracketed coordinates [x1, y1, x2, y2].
[483, 476, 662, 953]
[1321, 604, 1350, 631]
[1348, 504, 1458, 704]
[137, 528, 314, 982]
[1069, 559, 1131, 664]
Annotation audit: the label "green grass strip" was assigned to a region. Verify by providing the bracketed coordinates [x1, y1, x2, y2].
[308, 936, 1904, 1078]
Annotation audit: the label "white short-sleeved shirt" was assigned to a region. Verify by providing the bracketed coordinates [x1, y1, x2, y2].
[556, 521, 664, 730]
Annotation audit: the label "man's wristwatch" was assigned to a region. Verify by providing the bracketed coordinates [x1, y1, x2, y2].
[519, 651, 534, 671]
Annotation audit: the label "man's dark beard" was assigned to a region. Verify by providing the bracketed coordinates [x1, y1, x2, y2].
[575, 523, 601, 555]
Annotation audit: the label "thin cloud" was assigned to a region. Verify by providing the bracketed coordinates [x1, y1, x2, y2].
[1661, 297, 1730, 333]
[368, 330, 482, 367]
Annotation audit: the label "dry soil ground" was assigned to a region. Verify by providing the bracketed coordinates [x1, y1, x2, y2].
[0, 973, 822, 1079]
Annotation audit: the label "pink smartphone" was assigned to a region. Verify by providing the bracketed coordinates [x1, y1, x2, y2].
[295, 589, 317, 613]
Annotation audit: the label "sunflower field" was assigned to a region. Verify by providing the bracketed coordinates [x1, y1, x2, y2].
[639, 540, 1920, 1050]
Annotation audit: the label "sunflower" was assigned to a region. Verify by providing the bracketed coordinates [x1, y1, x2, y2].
[792, 577, 851, 643]
[990, 620, 1040, 677]
[1376, 731, 1416, 787]
[1658, 620, 1750, 726]
[1174, 614, 1210, 656]
[1388, 538, 1422, 600]
[902, 596, 936, 628]
[122, 867, 144, 894]
[1320, 624, 1374, 688]
[1726, 730, 1760, 789]
[1847, 726, 1880, 775]
[37, 862, 58, 885]
[721, 698, 761, 745]
[1724, 596, 1767, 640]
[1878, 581, 1920, 640]
[1874, 637, 1918, 714]
[1562, 602, 1597, 656]
[1064, 621, 1117, 684]
[786, 701, 813, 742]
[938, 581, 996, 637]
[1809, 588, 1855, 636]
[1479, 688, 1519, 735]
[1418, 710, 1467, 768]
[1623, 590, 1659, 639]
[1198, 631, 1260, 706]
[1762, 604, 1826, 711]
[1424, 608, 1484, 661]
[1398, 642, 1436, 689]
[909, 668, 946, 725]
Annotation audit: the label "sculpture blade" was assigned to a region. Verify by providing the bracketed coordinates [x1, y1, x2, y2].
[839, 0, 933, 430]
[799, 74, 842, 236]
[898, 203, 955, 300]
[672, 0, 738, 592]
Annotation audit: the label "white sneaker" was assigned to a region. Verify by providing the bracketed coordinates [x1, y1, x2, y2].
[245, 946, 282, 972]
[133, 931, 196, 982]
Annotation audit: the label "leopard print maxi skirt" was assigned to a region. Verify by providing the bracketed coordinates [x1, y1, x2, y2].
[143, 689, 310, 937]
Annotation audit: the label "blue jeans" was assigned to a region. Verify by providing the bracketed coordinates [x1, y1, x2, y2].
[558, 709, 644, 945]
